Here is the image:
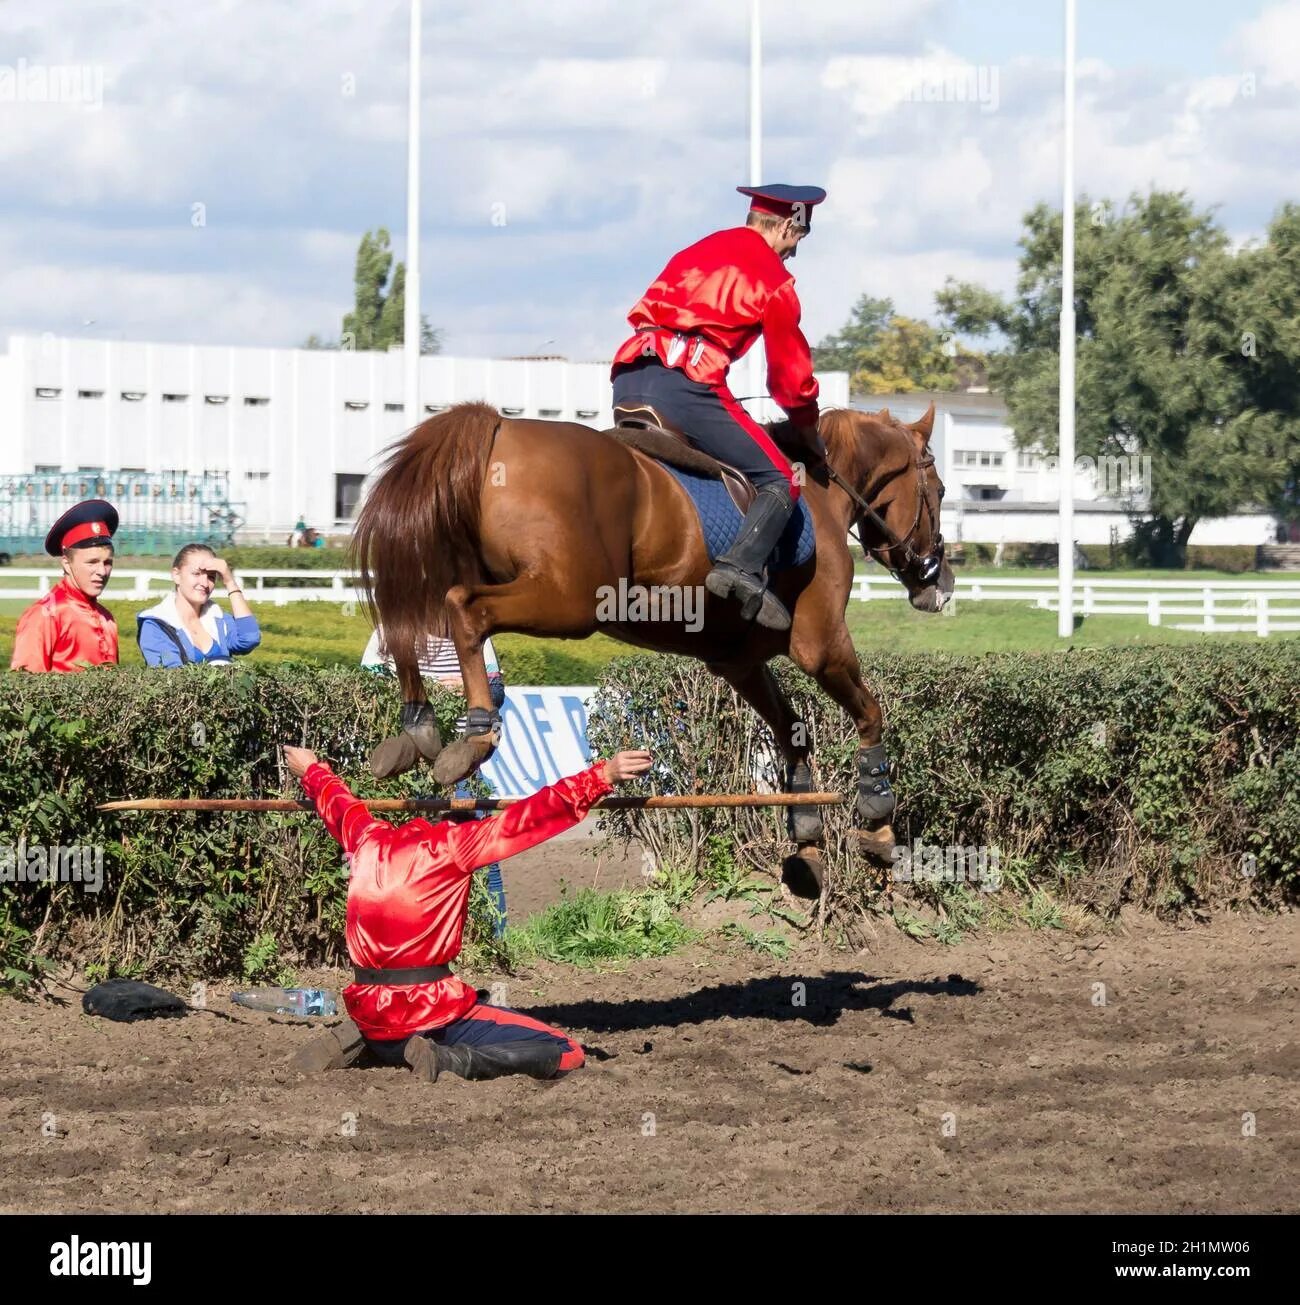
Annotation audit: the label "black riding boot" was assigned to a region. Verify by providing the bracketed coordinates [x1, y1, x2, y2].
[404, 1036, 565, 1083]
[704, 483, 795, 629]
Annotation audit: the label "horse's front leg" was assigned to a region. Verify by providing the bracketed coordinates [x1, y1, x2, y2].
[709, 660, 827, 900]
[790, 623, 896, 866]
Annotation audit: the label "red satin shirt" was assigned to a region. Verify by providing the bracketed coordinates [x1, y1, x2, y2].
[10, 578, 118, 672]
[301, 760, 615, 1041]
[611, 225, 820, 426]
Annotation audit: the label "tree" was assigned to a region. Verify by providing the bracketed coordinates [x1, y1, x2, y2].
[937, 191, 1300, 564]
[305, 229, 442, 354]
[814, 294, 982, 394]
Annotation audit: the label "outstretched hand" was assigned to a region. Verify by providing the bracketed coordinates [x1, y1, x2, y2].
[601, 750, 653, 785]
[283, 745, 320, 779]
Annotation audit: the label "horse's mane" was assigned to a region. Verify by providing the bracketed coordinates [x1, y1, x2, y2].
[819, 406, 909, 483]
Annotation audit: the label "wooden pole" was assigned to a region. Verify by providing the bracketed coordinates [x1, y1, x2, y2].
[98, 793, 845, 814]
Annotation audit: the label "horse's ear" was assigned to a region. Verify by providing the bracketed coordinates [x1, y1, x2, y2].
[876, 406, 891, 422]
[910, 401, 936, 444]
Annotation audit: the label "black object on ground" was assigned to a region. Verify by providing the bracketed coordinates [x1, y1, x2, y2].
[82, 979, 188, 1022]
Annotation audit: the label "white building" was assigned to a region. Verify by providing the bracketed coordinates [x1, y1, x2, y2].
[0, 333, 849, 541]
[858, 389, 1278, 547]
[0, 333, 1276, 549]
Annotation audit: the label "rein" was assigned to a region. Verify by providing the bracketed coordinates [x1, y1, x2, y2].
[821, 453, 944, 587]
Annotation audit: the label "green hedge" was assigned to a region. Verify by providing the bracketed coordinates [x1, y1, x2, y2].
[0, 665, 485, 988]
[224, 545, 352, 571]
[586, 643, 1299, 923]
[2, 643, 1296, 988]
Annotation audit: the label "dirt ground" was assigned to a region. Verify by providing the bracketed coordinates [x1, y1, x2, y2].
[2, 830, 1296, 1214]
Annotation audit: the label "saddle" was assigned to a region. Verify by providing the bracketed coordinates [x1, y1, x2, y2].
[609, 403, 756, 514]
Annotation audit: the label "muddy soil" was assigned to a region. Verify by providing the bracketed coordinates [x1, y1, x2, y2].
[2, 836, 1295, 1213]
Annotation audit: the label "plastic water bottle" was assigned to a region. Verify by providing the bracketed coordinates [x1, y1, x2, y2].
[230, 987, 338, 1016]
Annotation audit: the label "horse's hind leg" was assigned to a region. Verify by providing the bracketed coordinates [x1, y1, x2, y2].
[710, 661, 827, 901]
[368, 647, 444, 779]
[433, 576, 597, 785]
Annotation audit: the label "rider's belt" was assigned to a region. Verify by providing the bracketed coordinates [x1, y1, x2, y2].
[631, 327, 728, 380]
[353, 964, 453, 986]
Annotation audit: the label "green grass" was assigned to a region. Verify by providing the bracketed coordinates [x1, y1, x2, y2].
[0, 595, 625, 679]
[506, 886, 694, 967]
[842, 597, 1294, 653]
[2, 564, 1295, 678]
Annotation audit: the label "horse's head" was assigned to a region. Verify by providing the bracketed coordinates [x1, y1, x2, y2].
[822, 403, 954, 613]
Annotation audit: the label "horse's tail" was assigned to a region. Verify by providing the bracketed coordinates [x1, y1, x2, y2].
[350, 402, 500, 685]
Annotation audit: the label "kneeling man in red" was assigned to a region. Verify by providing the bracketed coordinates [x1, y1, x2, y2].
[283, 744, 652, 1083]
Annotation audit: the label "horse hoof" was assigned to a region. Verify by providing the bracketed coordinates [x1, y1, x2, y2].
[852, 824, 896, 867]
[407, 721, 444, 763]
[432, 735, 495, 785]
[781, 848, 825, 900]
[369, 732, 420, 779]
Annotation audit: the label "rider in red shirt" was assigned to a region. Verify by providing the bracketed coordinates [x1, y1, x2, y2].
[611, 184, 826, 631]
[284, 744, 652, 1083]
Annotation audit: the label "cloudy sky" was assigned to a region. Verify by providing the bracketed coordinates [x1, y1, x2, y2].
[2, 0, 1298, 360]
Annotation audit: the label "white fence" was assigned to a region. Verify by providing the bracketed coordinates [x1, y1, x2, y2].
[851, 574, 1300, 635]
[0, 569, 364, 608]
[6, 569, 1300, 635]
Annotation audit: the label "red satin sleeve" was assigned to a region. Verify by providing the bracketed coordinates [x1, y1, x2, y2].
[763, 279, 820, 427]
[433, 763, 615, 875]
[301, 762, 390, 855]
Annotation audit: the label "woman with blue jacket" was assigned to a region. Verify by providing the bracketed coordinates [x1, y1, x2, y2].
[137, 544, 261, 666]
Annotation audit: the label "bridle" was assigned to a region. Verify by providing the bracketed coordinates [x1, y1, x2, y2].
[822, 451, 945, 589]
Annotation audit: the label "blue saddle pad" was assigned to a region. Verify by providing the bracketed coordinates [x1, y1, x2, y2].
[661, 464, 815, 570]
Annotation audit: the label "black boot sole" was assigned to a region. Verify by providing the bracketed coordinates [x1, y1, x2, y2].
[705, 566, 791, 630]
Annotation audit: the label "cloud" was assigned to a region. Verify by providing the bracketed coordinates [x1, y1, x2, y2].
[0, 0, 1296, 363]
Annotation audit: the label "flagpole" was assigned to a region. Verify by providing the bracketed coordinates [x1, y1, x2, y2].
[1057, 0, 1077, 638]
[404, 0, 423, 426]
[747, 0, 765, 421]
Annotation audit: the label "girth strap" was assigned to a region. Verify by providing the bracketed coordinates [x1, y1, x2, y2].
[353, 964, 453, 986]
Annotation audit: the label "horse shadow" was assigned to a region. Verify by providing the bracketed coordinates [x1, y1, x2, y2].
[525, 970, 981, 1042]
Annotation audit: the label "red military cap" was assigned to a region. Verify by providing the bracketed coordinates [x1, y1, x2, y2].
[44, 499, 119, 556]
[737, 183, 827, 229]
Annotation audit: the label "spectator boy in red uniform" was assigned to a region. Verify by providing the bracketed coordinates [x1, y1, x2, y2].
[284, 744, 653, 1082]
[10, 499, 120, 673]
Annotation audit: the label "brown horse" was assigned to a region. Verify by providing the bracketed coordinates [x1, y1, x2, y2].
[351, 403, 952, 893]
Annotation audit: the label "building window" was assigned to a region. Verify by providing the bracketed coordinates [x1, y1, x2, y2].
[344, 400, 369, 412]
[501, 407, 524, 417]
[34, 464, 60, 473]
[204, 395, 229, 405]
[576, 409, 599, 420]
[78, 389, 104, 400]
[162, 393, 188, 404]
[244, 396, 270, 407]
[384, 402, 404, 412]
[35, 387, 62, 399]
[245, 471, 270, 481]
[423, 403, 449, 415]
[538, 408, 561, 418]
[121, 391, 145, 402]
[335, 473, 366, 521]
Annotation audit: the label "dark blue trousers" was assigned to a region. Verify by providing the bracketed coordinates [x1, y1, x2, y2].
[613, 357, 794, 491]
